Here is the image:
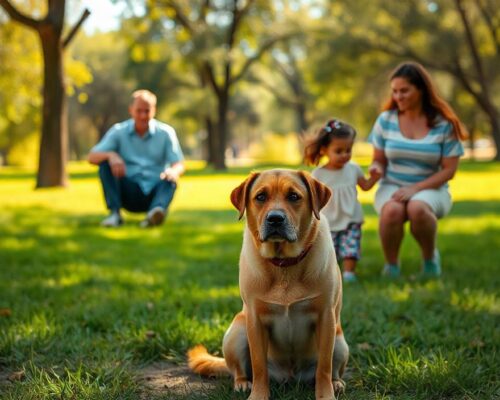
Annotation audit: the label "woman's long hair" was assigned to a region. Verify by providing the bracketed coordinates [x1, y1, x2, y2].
[383, 61, 467, 140]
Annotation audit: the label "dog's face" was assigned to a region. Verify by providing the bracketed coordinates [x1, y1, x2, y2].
[231, 169, 331, 259]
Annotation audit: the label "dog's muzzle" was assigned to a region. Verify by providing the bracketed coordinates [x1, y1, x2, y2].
[260, 209, 297, 242]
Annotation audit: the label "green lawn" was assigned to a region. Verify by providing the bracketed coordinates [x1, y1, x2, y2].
[0, 161, 499, 399]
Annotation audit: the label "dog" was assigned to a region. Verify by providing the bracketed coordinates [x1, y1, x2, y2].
[188, 169, 349, 400]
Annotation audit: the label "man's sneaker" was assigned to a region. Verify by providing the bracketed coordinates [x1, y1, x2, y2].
[343, 271, 358, 283]
[140, 206, 165, 228]
[382, 263, 401, 278]
[421, 249, 441, 279]
[101, 212, 123, 227]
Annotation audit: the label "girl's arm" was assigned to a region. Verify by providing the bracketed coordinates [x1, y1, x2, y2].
[358, 168, 381, 191]
[358, 148, 386, 191]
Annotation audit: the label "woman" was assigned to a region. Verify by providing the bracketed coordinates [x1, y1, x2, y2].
[369, 61, 467, 278]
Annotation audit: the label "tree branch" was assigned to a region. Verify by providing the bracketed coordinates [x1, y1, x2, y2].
[454, 0, 490, 97]
[62, 8, 90, 48]
[164, 0, 196, 35]
[202, 61, 221, 97]
[450, 54, 490, 111]
[228, 0, 255, 48]
[199, 0, 210, 23]
[248, 73, 300, 108]
[232, 32, 296, 85]
[474, 0, 500, 54]
[222, 0, 256, 91]
[0, 0, 41, 30]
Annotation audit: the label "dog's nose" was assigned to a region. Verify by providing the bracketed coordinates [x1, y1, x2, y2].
[266, 210, 286, 226]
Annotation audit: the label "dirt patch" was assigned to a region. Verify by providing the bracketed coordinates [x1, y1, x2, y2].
[137, 361, 227, 399]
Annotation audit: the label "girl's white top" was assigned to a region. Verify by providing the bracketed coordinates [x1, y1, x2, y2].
[312, 162, 364, 232]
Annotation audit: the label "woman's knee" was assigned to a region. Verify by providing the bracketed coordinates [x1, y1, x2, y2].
[407, 200, 435, 223]
[380, 201, 407, 225]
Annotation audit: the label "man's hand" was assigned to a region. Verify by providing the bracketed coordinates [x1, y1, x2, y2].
[160, 167, 180, 182]
[109, 153, 126, 177]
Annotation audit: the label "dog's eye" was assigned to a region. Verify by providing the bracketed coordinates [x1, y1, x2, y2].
[255, 192, 267, 202]
[287, 192, 301, 202]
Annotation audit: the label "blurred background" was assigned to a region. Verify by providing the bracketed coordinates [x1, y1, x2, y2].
[0, 0, 498, 174]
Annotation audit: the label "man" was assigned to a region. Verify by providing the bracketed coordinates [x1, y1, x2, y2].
[88, 90, 185, 227]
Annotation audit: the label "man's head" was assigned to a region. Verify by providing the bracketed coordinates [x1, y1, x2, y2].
[129, 90, 157, 134]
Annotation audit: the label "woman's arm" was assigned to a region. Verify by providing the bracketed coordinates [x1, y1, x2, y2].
[371, 148, 387, 172]
[391, 156, 460, 201]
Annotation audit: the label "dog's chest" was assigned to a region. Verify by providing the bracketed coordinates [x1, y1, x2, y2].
[259, 297, 319, 351]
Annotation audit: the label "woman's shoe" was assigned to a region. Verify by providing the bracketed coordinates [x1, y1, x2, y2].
[421, 249, 441, 279]
[382, 263, 401, 278]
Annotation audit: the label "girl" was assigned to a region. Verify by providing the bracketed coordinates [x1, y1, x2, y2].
[304, 119, 382, 282]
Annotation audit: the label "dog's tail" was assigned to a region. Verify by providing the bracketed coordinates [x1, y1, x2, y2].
[187, 345, 230, 377]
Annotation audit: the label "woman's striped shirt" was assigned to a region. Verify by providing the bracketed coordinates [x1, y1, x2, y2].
[370, 110, 464, 187]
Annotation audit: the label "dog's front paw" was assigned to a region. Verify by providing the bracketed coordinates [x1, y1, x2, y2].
[333, 378, 345, 394]
[234, 377, 252, 392]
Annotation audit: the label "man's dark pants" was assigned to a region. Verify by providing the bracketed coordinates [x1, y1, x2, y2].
[98, 162, 176, 213]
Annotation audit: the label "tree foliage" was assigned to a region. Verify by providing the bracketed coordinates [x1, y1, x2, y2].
[0, 0, 90, 186]
[327, 0, 500, 158]
[2, 1, 499, 171]
[0, 18, 41, 165]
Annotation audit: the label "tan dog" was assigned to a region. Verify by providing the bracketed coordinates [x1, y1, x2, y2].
[188, 169, 349, 400]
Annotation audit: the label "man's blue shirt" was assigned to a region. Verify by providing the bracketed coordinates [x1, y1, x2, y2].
[91, 119, 184, 194]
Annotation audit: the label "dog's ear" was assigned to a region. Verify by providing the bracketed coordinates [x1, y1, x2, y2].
[230, 172, 260, 220]
[298, 171, 331, 220]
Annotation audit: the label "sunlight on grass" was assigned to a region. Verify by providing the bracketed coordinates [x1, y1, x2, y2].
[2, 237, 37, 251]
[1, 160, 499, 399]
[450, 169, 500, 201]
[364, 347, 465, 397]
[441, 216, 500, 231]
[205, 287, 240, 300]
[450, 290, 499, 313]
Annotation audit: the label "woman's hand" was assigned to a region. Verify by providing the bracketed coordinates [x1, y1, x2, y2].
[392, 185, 419, 202]
[368, 162, 383, 181]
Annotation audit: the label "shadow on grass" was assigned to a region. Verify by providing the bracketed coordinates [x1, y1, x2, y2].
[66, 163, 304, 180]
[449, 200, 500, 216]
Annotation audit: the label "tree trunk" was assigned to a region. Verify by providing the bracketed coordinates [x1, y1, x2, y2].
[487, 111, 500, 161]
[295, 102, 308, 135]
[214, 94, 228, 170]
[205, 117, 217, 166]
[0, 149, 7, 166]
[36, 25, 68, 187]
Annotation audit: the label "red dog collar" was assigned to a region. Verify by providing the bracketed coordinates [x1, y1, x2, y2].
[268, 246, 312, 268]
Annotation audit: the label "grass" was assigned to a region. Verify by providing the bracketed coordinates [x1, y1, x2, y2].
[0, 160, 499, 400]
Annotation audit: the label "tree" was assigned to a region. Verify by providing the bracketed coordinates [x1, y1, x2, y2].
[332, 0, 500, 159]
[248, 36, 312, 135]
[0, 0, 90, 187]
[141, 0, 296, 169]
[248, 2, 394, 139]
